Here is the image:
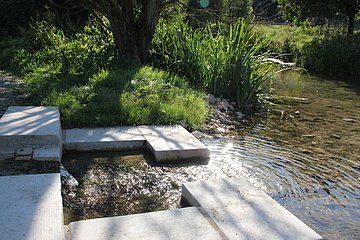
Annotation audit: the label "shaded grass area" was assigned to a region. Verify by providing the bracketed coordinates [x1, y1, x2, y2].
[0, 16, 207, 129]
[41, 66, 207, 128]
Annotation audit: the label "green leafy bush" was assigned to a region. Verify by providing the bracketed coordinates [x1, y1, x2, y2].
[300, 33, 360, 81]
[151, 17, 273, 106]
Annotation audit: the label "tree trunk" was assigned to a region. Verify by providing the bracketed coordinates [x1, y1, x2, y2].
[346, 0, 359, 34]
[106, 0, 162, 65]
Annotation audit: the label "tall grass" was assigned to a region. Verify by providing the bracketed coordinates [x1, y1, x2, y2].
[151, 18, 273, 107]
[300, 33, 360, 81]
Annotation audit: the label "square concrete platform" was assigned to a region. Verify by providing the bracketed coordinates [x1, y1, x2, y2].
[67, 207, 225, 240]
[0, 173, 64, 240]
[0, 106, 62, 161]
[138, 125, 210, 161]
[182, 178, 323, 240]
[63, 127, 146, 151]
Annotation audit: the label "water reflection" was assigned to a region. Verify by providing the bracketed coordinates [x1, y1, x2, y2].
[62, 71, 359, 239]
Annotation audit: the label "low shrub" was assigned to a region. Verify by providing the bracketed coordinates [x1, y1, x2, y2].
[300, 33, 360, 81]
[151, 17, 273, 107]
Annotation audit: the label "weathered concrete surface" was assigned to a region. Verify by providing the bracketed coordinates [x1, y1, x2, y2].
[33, 147, 61, 161]
[0, 106, 62, 161]
[63, 127, 146, 151]
[0, 173, 64, 240]
[182, 178, 323, 240]
[67, 207, 225, 240]
[138, 125, 210, 161]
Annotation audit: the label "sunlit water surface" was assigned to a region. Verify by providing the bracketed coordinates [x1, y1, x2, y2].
[62, 71, 359, 239]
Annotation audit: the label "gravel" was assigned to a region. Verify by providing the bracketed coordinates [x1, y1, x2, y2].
[0, 71, 25, 117]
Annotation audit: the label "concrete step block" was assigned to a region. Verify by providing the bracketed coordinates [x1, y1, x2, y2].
[33, 146, 61, 161]
[67, 207, 225, 240]
[63, 127, 146, 151]
[0, 173, 64, 240]
[0, 106, 62, 160]
[137, 125, 210, 161]
[182, 178, 323, 240]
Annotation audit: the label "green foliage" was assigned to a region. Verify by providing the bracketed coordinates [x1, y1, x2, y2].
[16, 16, 117, 78]
[0, 37, 28, 71]
[300, 33, 360, 80]
[186, 0, 253, 26]
[254, 24, 360, 81]
[0, 0, 48, 35]
[222, 0, 254, 22]
[253, 24, 324, 62]
[275, 0, 360, 33]
[151, 17, 273, 106]
[41, 67, 207, 128]
[3, 16, 206, 128]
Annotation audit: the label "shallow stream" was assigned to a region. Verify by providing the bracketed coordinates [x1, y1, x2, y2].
[62, 71, 359, 239]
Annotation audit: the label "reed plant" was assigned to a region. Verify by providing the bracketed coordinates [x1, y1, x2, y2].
[151, 17, 273, 107]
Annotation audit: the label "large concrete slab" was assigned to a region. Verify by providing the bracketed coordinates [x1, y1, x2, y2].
[182, 178, 323, 240]
[0, 106, 62, 161]
[67, 207, 225, 240]
[63, 127, 146, 151]
[0, 173, 64, 240]
[137, 125, 210, 161]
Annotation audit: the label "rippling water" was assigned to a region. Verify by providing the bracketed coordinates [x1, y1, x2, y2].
[63, 71, 359, 239]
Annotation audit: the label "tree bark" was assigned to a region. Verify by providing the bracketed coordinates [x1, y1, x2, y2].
[105, 0, 163, 64]
[347, 6, 356, 34]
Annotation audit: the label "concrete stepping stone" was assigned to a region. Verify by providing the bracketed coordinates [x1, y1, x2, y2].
[0, 106, 62, 161]
[63, 127, 146, 151]
[137, 125, 210, 161]
[67, 207, 225, 240]
[0, 173, 64, 240]
[182, 178, 323, 240]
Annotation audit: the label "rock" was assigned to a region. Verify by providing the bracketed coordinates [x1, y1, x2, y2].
[294, 111, 300, 117]
[342, 118, 356, 123]
[219, 116, 231, 125]
[60, 164, 79, 188]
[217, 101, 228, 111]
[191, 130, 206, 140]
[208, 126, 225, 134]
[176, 120, 188, 128]
[302, 134, 315, 138]
[331, 134, 341, 139]
[228, 126, 236, 131]
[235, 112, 245, 119]
[221, 99, 230, 108]
[206, 94, 218, 105]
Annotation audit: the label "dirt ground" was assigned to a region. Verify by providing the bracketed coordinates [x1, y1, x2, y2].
[0, 71, 25, 117]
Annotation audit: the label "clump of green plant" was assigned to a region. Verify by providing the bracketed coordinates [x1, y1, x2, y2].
[14, 15, 117, 82]
[42, 66, 207, 128]
[300, 33, 360, 81]
[0, 37, 27, 71]
[151, 17, 273, 107]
